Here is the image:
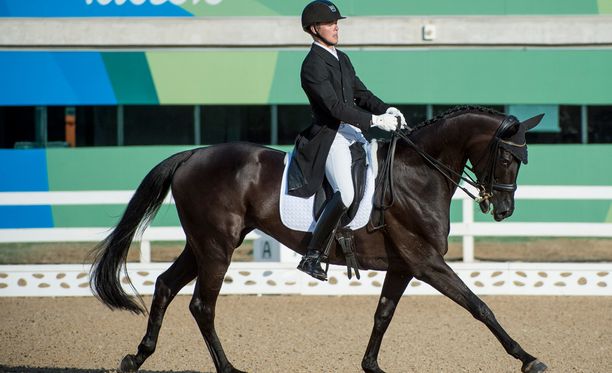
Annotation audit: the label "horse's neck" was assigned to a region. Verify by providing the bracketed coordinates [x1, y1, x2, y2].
[392, 114, 496, 194]
[419, 117, 474, 172]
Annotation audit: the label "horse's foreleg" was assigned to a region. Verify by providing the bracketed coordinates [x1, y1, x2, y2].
[418, 256, 547, 373]
[362, 271, 412, 373]
[190, 262, 246, 373]
[119, 246, 197, 373]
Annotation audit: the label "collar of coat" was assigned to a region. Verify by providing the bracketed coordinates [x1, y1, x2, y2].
[310, 43, 344, 68]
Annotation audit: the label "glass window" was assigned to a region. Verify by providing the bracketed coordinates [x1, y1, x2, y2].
[509, 105, 559, 133]
[47, 106, 68, 145]
[511, 104, 560, 144]
[75, 106, 118, 147]
[558, 105, 581, 143]
[124, 105, 194, 146]
[588, 105, 612, 143]
[0, 106, 36, 148]
[277, 105, 311, 145]
[201, 105, 270, 145]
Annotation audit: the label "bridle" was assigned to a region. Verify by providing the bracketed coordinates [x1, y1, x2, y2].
[375, 115, 523, 221]
[462, 115, 523, 202]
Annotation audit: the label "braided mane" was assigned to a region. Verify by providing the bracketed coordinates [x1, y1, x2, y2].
[409, 105, 504, 132]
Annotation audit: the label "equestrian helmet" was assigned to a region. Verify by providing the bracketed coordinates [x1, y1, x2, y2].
[301, 0, 346, 31]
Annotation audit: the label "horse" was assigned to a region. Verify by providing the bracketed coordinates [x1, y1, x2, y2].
[90, 105, 547, 373]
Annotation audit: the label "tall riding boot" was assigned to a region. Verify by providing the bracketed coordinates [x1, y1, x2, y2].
[297, 191, 347, 281]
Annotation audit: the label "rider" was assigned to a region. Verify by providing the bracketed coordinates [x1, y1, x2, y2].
[288, 0, 407, 281]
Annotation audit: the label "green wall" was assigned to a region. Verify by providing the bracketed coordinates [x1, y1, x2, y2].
[143, 49, 612, 105]
[7, 49, 612, 106]
[180, 0, 612, 16]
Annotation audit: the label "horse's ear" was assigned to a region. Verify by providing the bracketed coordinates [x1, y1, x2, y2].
[501, 121, 520, 138]
[521, 113, 545, 131]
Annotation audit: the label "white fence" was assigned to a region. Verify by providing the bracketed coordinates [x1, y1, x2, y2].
[0, 186, 611, 297]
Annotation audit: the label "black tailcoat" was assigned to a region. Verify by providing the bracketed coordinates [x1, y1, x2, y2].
[287, 44, 389, 197]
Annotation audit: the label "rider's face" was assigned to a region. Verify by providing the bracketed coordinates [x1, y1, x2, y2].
[313, 20, 339, 46]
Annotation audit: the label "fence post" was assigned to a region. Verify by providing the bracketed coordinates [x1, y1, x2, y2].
[462, 195, 475, 262]
[140, 240, 151, 263]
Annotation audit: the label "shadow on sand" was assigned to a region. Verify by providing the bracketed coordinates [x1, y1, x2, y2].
[0, 367, 206, 373]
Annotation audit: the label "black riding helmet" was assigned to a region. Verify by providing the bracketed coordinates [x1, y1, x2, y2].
[301, 0, 346, 31]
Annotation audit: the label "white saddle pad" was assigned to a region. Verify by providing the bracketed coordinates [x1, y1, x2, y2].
[279, 141, 379, 232]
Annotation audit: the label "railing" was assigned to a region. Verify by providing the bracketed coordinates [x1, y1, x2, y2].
[452, 186, 612, 261]
[0, 191, 261, 263]
[1, 186, 611, 297]
[1, 186, 612, 263]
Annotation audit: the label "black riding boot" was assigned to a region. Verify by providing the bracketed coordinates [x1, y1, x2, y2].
[297, 192, 347, 281]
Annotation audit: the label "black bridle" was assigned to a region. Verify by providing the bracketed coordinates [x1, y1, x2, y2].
[373, 115, 522, 229]
[460, 115, 523, 201]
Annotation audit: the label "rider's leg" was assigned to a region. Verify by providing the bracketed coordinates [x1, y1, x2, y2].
[297, 132, 353, 281]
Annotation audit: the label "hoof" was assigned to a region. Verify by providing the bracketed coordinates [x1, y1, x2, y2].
[522, 359, 548, 373]
[362, 360, 385, 373]
[221, 364, 247, 373]
[119, 354, 140, 373]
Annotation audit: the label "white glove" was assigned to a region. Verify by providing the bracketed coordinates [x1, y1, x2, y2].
[371, 113, 398, 132]
[385, 107, 408, 128]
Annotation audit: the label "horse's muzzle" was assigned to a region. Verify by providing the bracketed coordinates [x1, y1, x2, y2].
[493, 208, 514, 221]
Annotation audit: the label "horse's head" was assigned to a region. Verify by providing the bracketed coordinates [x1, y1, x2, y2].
[473, 113, 544, 221]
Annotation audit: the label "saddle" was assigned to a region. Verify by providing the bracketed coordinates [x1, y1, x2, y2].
[313, 142, 368, 280]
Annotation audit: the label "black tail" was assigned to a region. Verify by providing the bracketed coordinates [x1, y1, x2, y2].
[89, 149, 195, 314]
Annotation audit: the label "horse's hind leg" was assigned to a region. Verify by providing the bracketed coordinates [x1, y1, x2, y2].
[418, 255, 547, 373]
[362, 271, 412, 373]
[190, 254, 245, 373]
[119, 246, 197, 372]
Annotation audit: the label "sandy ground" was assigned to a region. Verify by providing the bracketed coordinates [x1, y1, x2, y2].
[1, 238, 611, 372]
[1, 295, 611, 373]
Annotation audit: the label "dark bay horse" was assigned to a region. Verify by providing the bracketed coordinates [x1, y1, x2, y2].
[90, 106, 547, 373]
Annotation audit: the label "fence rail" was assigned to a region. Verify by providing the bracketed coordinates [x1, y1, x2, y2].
[1, 186, 611, 262]
[1, 186, 611, 297]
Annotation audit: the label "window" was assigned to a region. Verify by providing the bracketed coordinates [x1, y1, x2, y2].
[75, 106, 118, 146]
[201, 105, 270, 145]
[0, 106, 35, 148]
[124, 105, 193, 145]
[588, 106, 612, 143]
[2, 104, 612, 148]
[277, 105, 310, 145]
[558, 105, 582, 143]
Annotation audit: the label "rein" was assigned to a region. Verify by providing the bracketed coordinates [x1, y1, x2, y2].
[393, 129, 484, 202]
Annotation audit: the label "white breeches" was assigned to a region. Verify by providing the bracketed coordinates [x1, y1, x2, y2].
[325, 123, 368, 208]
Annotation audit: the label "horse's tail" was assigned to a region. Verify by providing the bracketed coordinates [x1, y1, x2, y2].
[89, 149, 196, 314]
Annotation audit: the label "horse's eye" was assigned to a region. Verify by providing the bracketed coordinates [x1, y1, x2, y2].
[500, 158, 511, 167]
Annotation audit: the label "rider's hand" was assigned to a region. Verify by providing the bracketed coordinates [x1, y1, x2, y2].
[385, 107, 407, 129]
[371, 114, 398, 132]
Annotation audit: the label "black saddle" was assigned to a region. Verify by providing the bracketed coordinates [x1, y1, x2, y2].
[313, 142, 368, 227]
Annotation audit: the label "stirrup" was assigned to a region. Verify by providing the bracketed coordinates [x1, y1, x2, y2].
[297, 256, 327, 281]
